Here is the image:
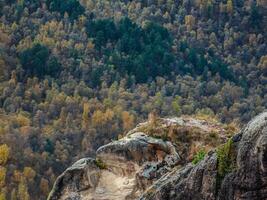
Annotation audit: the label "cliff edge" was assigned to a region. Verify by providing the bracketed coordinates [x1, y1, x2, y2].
[48, 113, 267, 200]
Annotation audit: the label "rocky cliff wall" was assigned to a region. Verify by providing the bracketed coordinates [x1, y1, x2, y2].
[48, 114, 267, 200]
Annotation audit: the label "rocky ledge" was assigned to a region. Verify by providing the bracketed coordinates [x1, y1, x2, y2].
[48, 113, 267, 200]
[48, 131, 180, 200]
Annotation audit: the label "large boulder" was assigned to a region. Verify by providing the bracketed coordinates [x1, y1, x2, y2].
[48, 158, 100, 200]
[48, 132, 180, 200]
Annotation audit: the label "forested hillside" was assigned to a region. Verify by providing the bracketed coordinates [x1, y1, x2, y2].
[0, 0, 266, 199]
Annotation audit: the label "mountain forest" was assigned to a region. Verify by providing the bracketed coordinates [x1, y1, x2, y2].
[0, 0, 266, 199]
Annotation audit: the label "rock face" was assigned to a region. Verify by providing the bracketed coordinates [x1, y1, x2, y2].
[48, 158, 100, 200]
[219, 112, 267, 200]
[140, 112, 267, 200]
[48, 132, 180, 200]
[49, 113, 267, 200]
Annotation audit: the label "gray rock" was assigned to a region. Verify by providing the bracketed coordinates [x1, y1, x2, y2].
[96, 132, 180, 168]
[140, 112, 267, 200]
[219, 112, 267, 200]
[48, 132, 180, 200]
[49, 113, 267, 200]
[48, 158, 100, 200]
[139, 152, 217, 200]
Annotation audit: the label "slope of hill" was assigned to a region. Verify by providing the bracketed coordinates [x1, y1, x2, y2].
[0, 0, 266, 199]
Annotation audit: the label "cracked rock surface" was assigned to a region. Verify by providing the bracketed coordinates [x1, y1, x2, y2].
[140, 112, 267, 200]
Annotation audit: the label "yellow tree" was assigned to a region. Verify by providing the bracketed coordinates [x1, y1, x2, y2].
[86, 40, 95, 53]
[0, 145, 9, 165]
[39, 178, 49, 195]
[16, 114, 30, 127]
[104, 109, 114, 123]
[18, 178, 29, 200]
[82, 102, 90, 130]
[92, 110, 104, 127]
[148, 111, 158, 127]
[121, 111, 134, 131]
[258, 55, 267, 70]
[23, 167, 36, 183]
[0, 167, 6, 187]
[185, 15, 196, 31]
[9, 70, 17, 84]
[0, 58, 6, 82]
[226, 0, 233, 14]
[0, 191, 5, 200]
[12, 170, 22, 183]
[10, 189, 16, 200]
[92, 109, 114, 127]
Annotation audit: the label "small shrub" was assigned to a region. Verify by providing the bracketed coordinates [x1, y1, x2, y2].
[209, 132, 218, 139]
[206, 131, 219, 144]
[216, 138, 236, 194]
[95, 159, 107, 170]
[224, 122, 239, 136]
[217, 139, 233, 177]
[192, 149, 206, 165]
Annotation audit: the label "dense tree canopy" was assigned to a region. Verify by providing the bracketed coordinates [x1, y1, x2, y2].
[86, 17, 237, 83]
[86, 17, 175, 83]
[46, 0, 85, 20]
[19, 44, 61, 78]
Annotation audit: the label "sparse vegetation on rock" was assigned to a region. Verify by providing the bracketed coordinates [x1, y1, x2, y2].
[216, 138, 236, 194]
[192, 149, 206, 165]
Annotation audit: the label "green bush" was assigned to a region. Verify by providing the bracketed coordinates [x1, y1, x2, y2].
[216, 138, 235, 193]
[95, 159, 107, 170]
[192, 149, 206, 165]
[217, 139, 233, 177]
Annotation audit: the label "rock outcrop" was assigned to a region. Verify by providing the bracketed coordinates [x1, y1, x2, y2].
[140, 112, 267, 200]
[48, 132, 180, 200]
[49, 113, 267, 200]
